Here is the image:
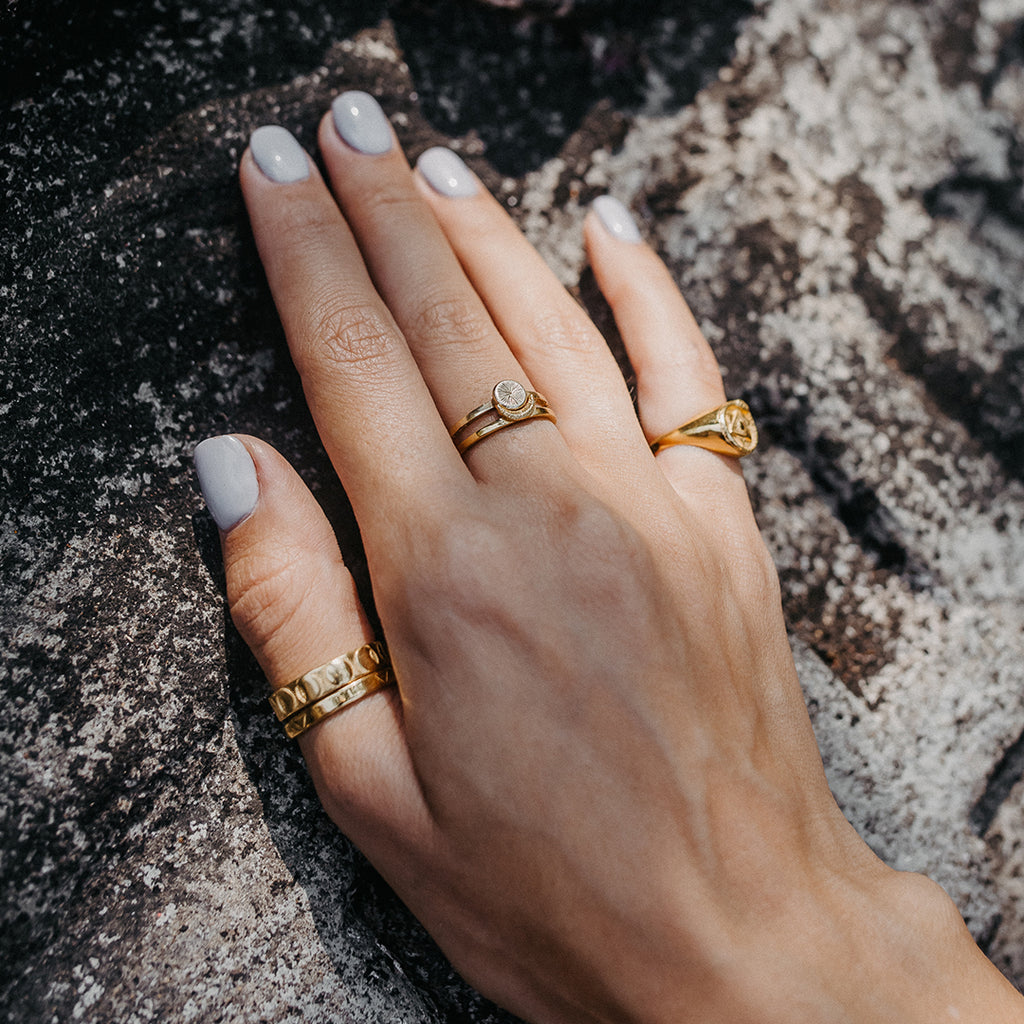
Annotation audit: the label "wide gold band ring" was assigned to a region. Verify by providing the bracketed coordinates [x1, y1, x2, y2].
[269, 640, 389, 722]
[649, 400, 758, 458]
[283, 668, 393, 739]
[450, 379, 556, 454]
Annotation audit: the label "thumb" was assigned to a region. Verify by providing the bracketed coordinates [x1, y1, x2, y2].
[193, 434, 432, 861]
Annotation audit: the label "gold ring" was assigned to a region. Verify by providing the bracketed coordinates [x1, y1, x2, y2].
[649, 400, 758, 458]
[269, 640, 389, 722]
[449, 379, 556, 454]
[283, 668, 394, 739]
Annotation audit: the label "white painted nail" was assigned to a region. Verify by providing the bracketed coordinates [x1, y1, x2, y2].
[194, 436, 259, 532]
[249, 125, 310, 184]
[416, 147, 478, 198]
[592, 195, 642, 243]
[331, 90, 393, 155]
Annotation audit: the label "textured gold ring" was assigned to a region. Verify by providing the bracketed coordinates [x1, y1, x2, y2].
[650, 400, 758, 458]
[269, 640, 389, 722]
[283, 668, 394, 739]
[450, 379, 556, 454]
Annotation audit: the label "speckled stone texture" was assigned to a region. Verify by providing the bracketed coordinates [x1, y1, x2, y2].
[2, 0, 1023, 1019]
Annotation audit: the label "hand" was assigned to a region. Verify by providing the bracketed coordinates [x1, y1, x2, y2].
[194, 96, 1024, 1022]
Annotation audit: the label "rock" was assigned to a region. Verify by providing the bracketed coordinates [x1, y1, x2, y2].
[469, 0, 586, 12]
[2, 0, 1023, 1020]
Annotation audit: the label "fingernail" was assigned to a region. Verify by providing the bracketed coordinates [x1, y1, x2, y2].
[592, 195, 642, 244]
[416, 147, 478, 198]
[249, 125, 310, 184]
[331, 90, 393, 155]
[194, 436, 259, 532]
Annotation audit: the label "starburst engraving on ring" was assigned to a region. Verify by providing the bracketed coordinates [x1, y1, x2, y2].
[493, 379, 536, 420]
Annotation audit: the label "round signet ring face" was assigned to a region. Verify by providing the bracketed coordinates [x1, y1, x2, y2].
[649, 400, 759, 458]
[719, 401, 758, 455]
[492, 379, 536, 421]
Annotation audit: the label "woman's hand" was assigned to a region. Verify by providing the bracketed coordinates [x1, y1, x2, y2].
[194, 95, 1024, 1023]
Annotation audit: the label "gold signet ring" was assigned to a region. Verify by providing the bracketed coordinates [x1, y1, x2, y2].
[649, 400, 758, 458]
[449, 379, 556, 454]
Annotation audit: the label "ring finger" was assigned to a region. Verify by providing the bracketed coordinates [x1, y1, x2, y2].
[412, 149, 649, 488]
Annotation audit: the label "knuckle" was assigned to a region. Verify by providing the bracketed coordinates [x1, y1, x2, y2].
[656, 341, 720, 382]
[381, 486, 653, 628]
[273, 195, 340, 252]
[528, 310, 603, 359]
[721, 525, 782, 606]
[601, 266, 653, 308]
[359, 181, 422, 221]
[747, 536, 783, 600]
[531, 488, 654, 604]
[435, 516, 507, 604]
[402, 509, 529, 622]
[226, 544, 316, 658]
[409, 293, 495, 354]
[298, 295, 399, 372]
[374, 515, 501, 631]
[563, 500, 653, 593]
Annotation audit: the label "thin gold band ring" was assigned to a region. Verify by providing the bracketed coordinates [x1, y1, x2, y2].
[269, 640, 389, 722]
[283, 668, 394, 739]
[450, 379, 556, 455]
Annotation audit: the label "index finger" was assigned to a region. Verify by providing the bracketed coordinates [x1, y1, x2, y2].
[240, 125, 469, 526]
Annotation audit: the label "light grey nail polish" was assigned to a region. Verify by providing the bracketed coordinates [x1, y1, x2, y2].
[194, 436, 259, 531]
[331, 90, 393, 155]
[249, 125, 310, 184]
[592, 195, 642, 244]
[416, 147, 478, 198]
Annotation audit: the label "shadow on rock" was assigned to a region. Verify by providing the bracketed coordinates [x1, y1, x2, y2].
[393, 0, 753, 176]
[221, 603, 522, 1022]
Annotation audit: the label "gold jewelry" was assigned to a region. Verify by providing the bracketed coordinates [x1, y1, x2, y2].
[649, 400, 758, 458]
[269, 640, 389, 722]
[449, 379, 556, 454]
[283, 668, 394, 739]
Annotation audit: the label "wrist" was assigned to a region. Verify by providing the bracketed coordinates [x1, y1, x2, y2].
[734, 857, 1023, 1024]
[608, 828, 1024, 1024]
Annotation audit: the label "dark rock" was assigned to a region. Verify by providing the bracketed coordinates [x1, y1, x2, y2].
[2, 0, 1024, 1018]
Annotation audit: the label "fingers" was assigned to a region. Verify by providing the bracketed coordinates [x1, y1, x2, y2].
[318, 103, 512, 418]
[193, 434, 432, 859]
[240, 125, 467, 527]
[583, 200, 749, 501]
[242, 99, 750, 517]
[412, 150, 647, 481]
[317, 95, 564, 479]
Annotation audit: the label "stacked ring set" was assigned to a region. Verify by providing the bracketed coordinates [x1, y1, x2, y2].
[269, 640, 393, 738]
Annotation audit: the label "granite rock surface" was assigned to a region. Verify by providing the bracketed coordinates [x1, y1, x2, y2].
[2, 0, 1023, 1020]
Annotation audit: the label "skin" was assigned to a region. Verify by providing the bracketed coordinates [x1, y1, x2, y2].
[211, 102, 1024, 1022]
